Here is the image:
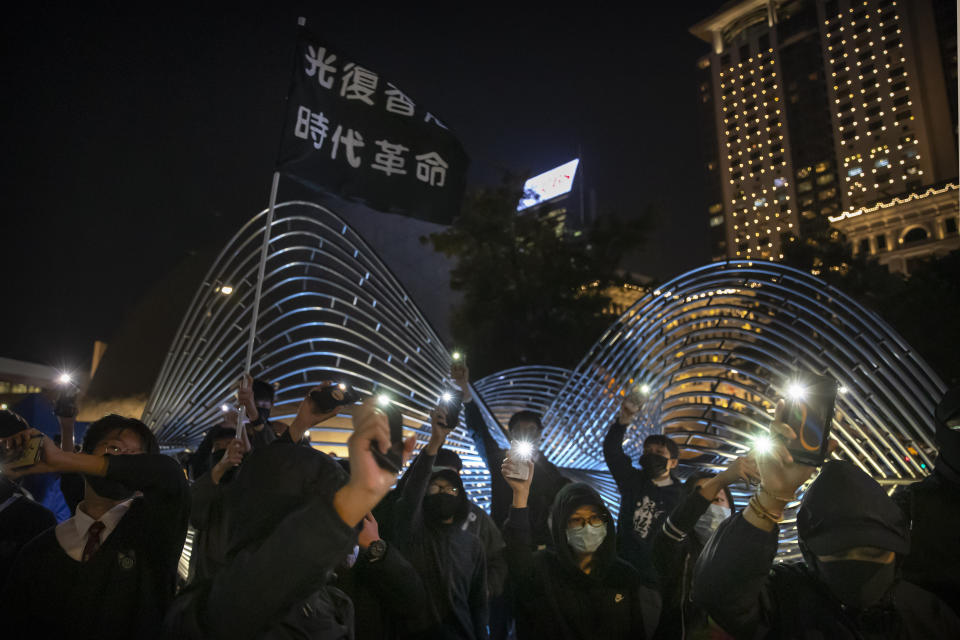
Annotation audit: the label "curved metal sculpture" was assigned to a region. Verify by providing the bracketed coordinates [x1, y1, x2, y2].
[142, 201, 494, 504]
[539, 261, 945, 555]
[146, 200, 944, 559]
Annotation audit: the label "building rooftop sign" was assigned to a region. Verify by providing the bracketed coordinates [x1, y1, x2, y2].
[517, 158, 580, 211]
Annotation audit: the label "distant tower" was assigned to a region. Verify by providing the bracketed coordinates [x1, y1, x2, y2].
[691, 0, 958, 263]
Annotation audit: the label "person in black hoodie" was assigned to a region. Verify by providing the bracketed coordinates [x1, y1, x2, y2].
[692, 400, 960, 639]
[652, 456, 756, 640]
[0, 414, 189, 640]
[893, 385, 960, 616]
[502, 459, 661, 640]
[603, 395, 683, 584]
[452, 362, 569, 548]
[394, 405, 488, 639]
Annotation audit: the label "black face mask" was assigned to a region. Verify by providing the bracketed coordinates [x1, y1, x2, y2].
[423, 493, 460, 522]
[639, 452, 669, 478]
[816, 559, 896, 610]
[85, 474, 135, 501]
[257, 407, 272, 424]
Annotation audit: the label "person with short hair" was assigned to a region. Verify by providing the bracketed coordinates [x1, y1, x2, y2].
[0, 414, 190, 639]
[692, 400, 960, 639]
[603, 397, 683, 582]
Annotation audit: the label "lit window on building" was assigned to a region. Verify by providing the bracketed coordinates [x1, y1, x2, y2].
[709, 215, 725, 227]
[848, 167, 863, 177]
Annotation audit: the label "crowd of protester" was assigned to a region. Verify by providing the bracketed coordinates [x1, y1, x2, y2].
[0, 362, 958, 639]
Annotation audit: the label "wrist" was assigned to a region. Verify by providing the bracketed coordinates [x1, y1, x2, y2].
[425, 439, 443, 455]
[754, 490, 787, 515]
[335, 483, 381, 528]
[358, 536, 380, 551]
[512, 491, 529, 509]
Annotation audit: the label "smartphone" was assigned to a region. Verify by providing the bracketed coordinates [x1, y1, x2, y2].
[309, 383, 361, 413]
[54, 384, 79, 418]
[504, 440, 535, 480]
[1, 434, 44, 470]
[442, 389, 463, 429]
[783, 374, 838, 467]
[370, 399, 405, 473]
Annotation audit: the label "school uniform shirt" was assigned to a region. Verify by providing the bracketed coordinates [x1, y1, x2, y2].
[54, 498, 133, 560]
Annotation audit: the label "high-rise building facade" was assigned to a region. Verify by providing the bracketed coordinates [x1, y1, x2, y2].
[692, 0, 958, 262]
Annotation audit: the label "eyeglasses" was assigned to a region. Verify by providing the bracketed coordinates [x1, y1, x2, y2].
[100, 444, 144, 455]
[427, 484, 460, 496]
[567, 515, 607, 529]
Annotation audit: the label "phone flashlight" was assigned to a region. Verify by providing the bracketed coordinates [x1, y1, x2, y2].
[58, 372, 73, 385]
[452, 351, 462, 361]
[441, 392, 453, 403]
[513, 440, 534, 461]
[221, 404, 230, 413]
[752, 433, 774, 455]
[377, 394, 391, 407]
[786, 382, 807, 402]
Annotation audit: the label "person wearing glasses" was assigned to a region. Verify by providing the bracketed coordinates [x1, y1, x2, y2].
[502, 459, 661, 640]
[0, 414, 189, 639]
[393, 405, 488, 639]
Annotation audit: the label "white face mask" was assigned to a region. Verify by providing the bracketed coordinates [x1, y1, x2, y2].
[693, 504, 731, 543]
[566, 522, 607, 553]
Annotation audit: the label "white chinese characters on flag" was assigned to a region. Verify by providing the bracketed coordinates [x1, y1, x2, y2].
[278, 28, 469, 224]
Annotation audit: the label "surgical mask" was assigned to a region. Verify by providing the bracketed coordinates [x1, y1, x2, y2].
[423, 493, 460, 522]
[815, 559, 896, 609]
[693, 504, 731, 543]
[566, 522, 607, 553]
[639, 452, 669, 478]
[256, 406, 272, 424]
[85, 475, 135, 501]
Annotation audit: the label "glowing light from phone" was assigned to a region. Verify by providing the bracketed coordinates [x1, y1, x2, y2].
[452, 351, 462, 361]
[58, 373, 73, 385]
[513, 440, 534, 460]
[441, 392, 453, 402]
[786, 382, 807, 401]
[753, 434, 774, 455]
[639, 384, 651, 395]
[838, 386, 848, 394]
[377, 394, 391, 407]
[219, 285, 234, 295]
[221, 404, 230, 412]
[337, 383, 347, 391]
[0, 403, 6, 410]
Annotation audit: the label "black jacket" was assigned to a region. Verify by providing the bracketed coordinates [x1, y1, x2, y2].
[463, 502, 508, 598]
[0, 482, 56, 587]
[893, 458, 960, 616]
[651, 485, 734, 640]
[395, 450, 488, 639]
[335, 540, 431, 639]
[187, 470, 232, 583]
[503, 482, 660, 640]
[603, 420, 682, 582]
[166, 440, 358, 640]
[1, 453, 190, 640]
[463, 398, 569, 547]
[692, 513, 960, 639]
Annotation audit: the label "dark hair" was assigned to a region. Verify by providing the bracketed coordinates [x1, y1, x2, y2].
[252, 378, 275, 404]
[208, 425, 237, 441]
[0, 410, 29, 438]
[435, 448, 463, 472]
[82, 414, 159, 455]
[683, 471, 735, 509]
[643, 434, 679, 459]
[508, 410, 543, 432]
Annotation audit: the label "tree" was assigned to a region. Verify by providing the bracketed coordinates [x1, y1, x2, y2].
[424, 176, 652, 378]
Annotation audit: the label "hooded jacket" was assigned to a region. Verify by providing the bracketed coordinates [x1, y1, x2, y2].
[692, 460, 960, 639]
[892, 387, 960, 616]
[503, 482, 661, 640]
[394, 451, 488, 640]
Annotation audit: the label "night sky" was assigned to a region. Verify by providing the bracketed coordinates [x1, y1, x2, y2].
[2, 2, 726, 372]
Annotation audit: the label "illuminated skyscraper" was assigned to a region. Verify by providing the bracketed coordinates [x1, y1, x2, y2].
[691, 0, 958, 261]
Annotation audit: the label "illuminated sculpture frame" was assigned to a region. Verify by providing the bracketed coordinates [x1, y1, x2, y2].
[146, 204, 943, 560]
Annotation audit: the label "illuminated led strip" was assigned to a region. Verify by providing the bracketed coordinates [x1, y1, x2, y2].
[538, 260, 943, 557]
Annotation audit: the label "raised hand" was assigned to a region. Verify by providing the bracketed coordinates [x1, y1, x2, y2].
[450, 362, 472, 402]
[501, 457, 535, 508]
[426, 406, 454, 454]
[616, 396, 642, 426]
[237, 373, 257, 420]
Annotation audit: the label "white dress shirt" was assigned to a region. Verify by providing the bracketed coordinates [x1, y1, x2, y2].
[55, 499, 134, 561]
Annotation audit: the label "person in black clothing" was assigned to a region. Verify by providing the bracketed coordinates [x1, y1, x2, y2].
[452, 362, 569, 548]
[652, 456, 756, 640]
[334, 509, 431, 639]
[394, 405, 488, 639]
[166, 390, 417, 639]
[692, 401, 960, 639]
[0, 414, 190, 640]
[187, 426, 247, 583]
[0, 410, 57, 586]
[893, 385, 960, 616]
[502, 459, 661, 639]
[603, 396, 682, 583]
[431, 447, 508, 600]
[238, 373, 288, 444]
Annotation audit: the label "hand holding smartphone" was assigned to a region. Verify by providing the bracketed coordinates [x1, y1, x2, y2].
[782, 374, 838, 467]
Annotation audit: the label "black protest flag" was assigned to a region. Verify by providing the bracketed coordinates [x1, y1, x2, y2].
[276, 28, 469, 224]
